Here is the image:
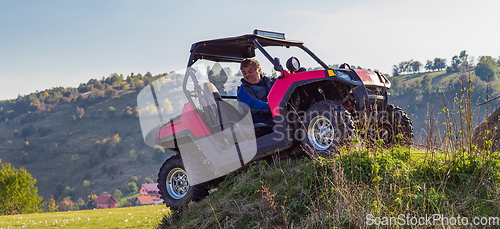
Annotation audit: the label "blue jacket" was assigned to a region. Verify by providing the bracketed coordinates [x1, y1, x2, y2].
[237, 76, 275, 124]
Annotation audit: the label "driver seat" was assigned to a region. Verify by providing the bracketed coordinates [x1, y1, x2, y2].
[202, 83, 249, 132]
[203, 82, 273, 138]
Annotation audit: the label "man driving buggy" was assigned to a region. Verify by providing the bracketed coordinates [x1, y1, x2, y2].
[237, 58, 275, 126]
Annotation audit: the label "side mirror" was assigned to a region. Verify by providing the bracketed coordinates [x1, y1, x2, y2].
[273, 57, 283, 71]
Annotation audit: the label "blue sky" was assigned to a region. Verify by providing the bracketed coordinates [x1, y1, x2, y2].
[1, 0, 499, 100]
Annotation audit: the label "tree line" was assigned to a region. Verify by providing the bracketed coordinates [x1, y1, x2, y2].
[391, 50, 500, 83]
[392, 51, 470, 76]
[0, 71, 182, 125]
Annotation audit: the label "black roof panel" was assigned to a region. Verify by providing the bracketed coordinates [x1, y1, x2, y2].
[188, 34, 304, 65]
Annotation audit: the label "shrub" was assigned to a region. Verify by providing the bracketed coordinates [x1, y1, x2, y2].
[113, 189, 122, 201]
[38, 126, 53, 137]
[107, 162, 122, 177]
[105, 88, 118, 98]
[91, 134, 122, 159]
[76, 107, 84, 119]
[144, 177, 154, 184]
[86, 194, 97, 209]
[126, 182, 138, 194]
[70, 154, 80, 166]
[152, 146, 166, 162]
[48, 196, 58, 212]
[4, 110, 17, 119]
[137, 151, 148, 165]
[107, 106, 116, 118]
[129, 150, 137, 162]
[20, 124, 35, 138]
[122, 106, 134, 117]
[87, 151, 102, 168]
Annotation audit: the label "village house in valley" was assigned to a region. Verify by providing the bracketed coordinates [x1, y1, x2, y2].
[126, 183, 162, 206]
[95, 192, 119, 209]
[127, 195, 155, 206]
[139, 183, 161, 200]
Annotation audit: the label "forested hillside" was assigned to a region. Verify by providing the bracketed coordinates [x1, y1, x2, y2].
[0, 72, 183, 209]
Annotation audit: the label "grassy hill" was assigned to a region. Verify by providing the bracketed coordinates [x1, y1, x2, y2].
[159, 147, 500, 228]
[388, 69, 500, 142]
[0, 74, 177, 205]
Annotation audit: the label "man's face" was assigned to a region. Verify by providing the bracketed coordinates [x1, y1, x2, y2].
[241, 65, 261, 84]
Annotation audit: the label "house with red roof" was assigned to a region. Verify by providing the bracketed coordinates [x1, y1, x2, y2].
[139, 183, 161, 200]
[126, 195, 155, 207]
[136, 195, 155, 206]
[95, 192, 119, 209]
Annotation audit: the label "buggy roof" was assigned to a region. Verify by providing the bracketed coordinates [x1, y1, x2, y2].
[188, 34, 304, 66]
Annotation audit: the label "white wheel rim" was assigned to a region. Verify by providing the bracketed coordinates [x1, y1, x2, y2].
[307, 115, 334, 151]
[166, 168, 189, 199]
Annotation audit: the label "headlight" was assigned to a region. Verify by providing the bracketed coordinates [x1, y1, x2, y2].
[286, 56, 300, 72]
[336, 71, 351, 80]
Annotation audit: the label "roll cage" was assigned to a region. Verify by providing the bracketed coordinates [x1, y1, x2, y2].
[187, 31, 329, 69]
[183, 30, 333, 104]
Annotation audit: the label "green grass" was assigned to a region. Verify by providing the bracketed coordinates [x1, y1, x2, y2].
[158, 146, 500, 228]
[398, 70, 455, 86]
[0, 205, 169, 228]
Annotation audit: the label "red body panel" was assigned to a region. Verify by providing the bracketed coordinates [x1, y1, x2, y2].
[268, 70, 325, 117]
[354, 69, 382, 84]
[156, 103, 211, 140]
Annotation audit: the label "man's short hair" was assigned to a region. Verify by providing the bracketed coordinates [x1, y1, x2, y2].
[240, 58, 261, 73]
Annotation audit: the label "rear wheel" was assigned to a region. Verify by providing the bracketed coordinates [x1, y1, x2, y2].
[385, 104, 413, 145]
[157, 155, 209, 210]
[301, 101, 355, 157]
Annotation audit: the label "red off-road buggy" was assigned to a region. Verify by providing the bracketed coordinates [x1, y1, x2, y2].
[138, 30, 413, 210]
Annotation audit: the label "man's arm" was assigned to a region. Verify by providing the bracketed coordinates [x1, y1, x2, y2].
[237, 86, 270, 112]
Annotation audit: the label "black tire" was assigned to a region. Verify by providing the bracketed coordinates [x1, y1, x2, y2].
[301, 101, 355, 157]
[157, 155, 209, 210]
[385, 104, 413, 145]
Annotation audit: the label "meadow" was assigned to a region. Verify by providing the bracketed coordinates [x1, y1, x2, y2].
[0, 205, 168, 229]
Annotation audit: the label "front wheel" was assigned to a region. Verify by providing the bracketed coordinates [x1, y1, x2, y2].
[157, 155, 209, 210]
[301, 101, 355, 157]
